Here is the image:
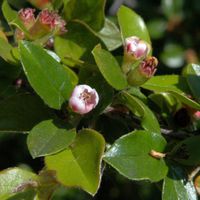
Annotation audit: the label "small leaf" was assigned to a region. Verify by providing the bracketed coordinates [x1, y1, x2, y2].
[92, 45, 127, 90]
[171, 136, 200, 166]
[19, 41, 78, 109]
[117, 5, 151, 43]
[162, 164, 197, 200]
[142, 75, 200, 110]
[45, 129, 105, 195]
[119, 91, 160, 134]
[27, 120, 76, 158]
[104, 130, 168, 182]
[0, 38, 17, 63]
[142, 75, 190, 94]
[54, 22, 100, 67]
[63, 0, 105, 31]
[97, 18, 122, 51]
[185, 63, 200, 101]
[0, 168, 38, 200]
[0, 94, 53, 133]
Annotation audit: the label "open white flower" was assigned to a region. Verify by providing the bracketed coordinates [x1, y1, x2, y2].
[69, 85, 99, 114]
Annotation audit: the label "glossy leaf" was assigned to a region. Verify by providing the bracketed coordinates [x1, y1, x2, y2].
[117, 5, 151, 43]
[97, 18, 122, 51]
[92, 45, 127, 90]
[142, 75, 200, 109]
[171, 135, 200, 166]
[119, 91, 160, 134]
[162, 165, 197, 200]
[63, 0, 105, 31]
[0, 94, 53, 133]
[54, 22, 100, 67]
[104, 130, 168, 182]
[185, 63, 200, 101]
[19, 41, 78, 109]
[0, 38, 16, 63]
[45, 129, 105, 195]
[7, 189, 36, 200]
[0, 168, 38, 200]
[27, 120, 76, 158]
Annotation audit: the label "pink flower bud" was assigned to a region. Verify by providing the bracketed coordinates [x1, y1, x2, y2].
[124, 36, 150, 60]
[127, 56, 158, 86]
[139, 56, 158, 78]
[193, 111, 200, 120]
[18, 8, 36, 29]
[29, 9, 67, 39]
[38, 9, 66, 33]
[69, 85, 99, 114]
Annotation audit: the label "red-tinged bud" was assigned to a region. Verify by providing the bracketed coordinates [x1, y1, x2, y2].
[125, 36, 150, 60]
[193, 111, 200, 119]
[127, 56, 158, 86]
[18, 8, 36, 29]
[28, 0, 52, 9]
[29, 9, 67, 38]
[69, 85, 99, 115]
[122, 36, 151, 74]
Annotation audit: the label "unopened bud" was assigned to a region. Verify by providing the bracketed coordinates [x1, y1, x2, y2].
[125, 36, 150, 60]
[18, 8, 36, 29]
[29, 9, 67, 38]
[122, 36, 150, 74]
[193, 111, 200, 120]
[69, 85, 99, 114]
[127, 56, 158, 86]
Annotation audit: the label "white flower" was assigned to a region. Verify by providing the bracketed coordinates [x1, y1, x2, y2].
[69, 85, 99, 114]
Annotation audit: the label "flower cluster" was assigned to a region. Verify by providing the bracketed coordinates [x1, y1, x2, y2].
[16, 8, 66, 41]
[123, 36, 158, 86]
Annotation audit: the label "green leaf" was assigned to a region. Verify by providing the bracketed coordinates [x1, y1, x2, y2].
[63, 0, 105, 31]
[162, 164, 197, 200]
[171, 136, 200, 166]
[19, 41, 78, 109]
[54, 22, 100, 67]
[119, 91, 160, 134]
[97, 18, 122, 51]
[2, 0, 29, 36]
[104, 130, 168, 182]
[142, 75, 190, 94]
[7, 189, 36, 200]
[117, 5, 151, 44]
[92, 45, 127, 90]
[0, 38, 16, 63]
[27, 120, 76, 158]
[185, 63, 200, 101]
[45, 129, 105, 195]
[0, 168, 38, 200]
[142, 75, 200, 109]
[0, 94, 53, 133]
